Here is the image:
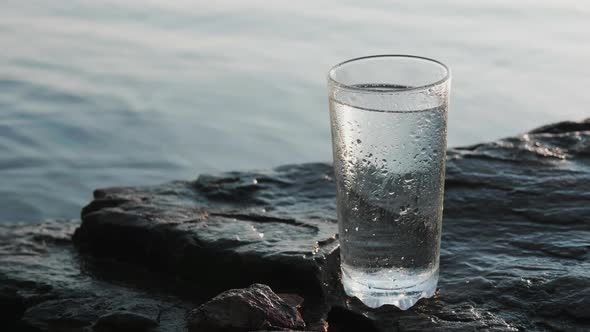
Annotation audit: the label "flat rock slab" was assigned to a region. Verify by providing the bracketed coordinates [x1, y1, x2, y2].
[2, 119, 589, 331]
[74, 162, 340, 298]
[0, 220, 191, 331]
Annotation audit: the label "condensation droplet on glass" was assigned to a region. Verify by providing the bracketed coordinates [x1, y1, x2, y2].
[400, 206, 410, 216]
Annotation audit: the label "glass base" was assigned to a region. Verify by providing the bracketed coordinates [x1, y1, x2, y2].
[341, 266, 438, 310]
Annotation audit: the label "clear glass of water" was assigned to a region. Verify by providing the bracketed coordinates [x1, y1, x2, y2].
[327, 55, 451, 310]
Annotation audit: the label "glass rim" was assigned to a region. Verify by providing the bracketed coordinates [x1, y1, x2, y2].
[327, 54, 451, 93]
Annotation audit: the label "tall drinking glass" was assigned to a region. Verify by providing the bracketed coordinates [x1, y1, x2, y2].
[327, 55, 450, 310]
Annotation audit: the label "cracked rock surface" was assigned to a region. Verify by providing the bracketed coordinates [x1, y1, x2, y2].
[2, 119, 589, 331]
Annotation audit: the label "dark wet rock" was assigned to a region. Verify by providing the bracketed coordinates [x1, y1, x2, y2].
[73, 163, 340, 300]
[0, 220, 191, 332]
[0, 284, 28, 329]
[71, 119, 590, 331]
[23, 297, 102, 331]
[528, 118, 590, 134]
[277, 293, 305, 310]
[94, 311, 158, 331]
[187, 283, 305, 331]
[2, 118, 590, 331]
[23, 296, 168, 332]
[326, 306, 379, 332]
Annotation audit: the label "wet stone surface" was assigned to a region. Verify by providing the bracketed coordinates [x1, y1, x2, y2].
[1, 119, 589, 331]
[187, 283, 306, 331]
[0, 220, 190, 332]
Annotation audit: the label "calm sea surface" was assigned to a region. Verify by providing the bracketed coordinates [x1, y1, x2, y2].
[1, 0, 589, 222]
